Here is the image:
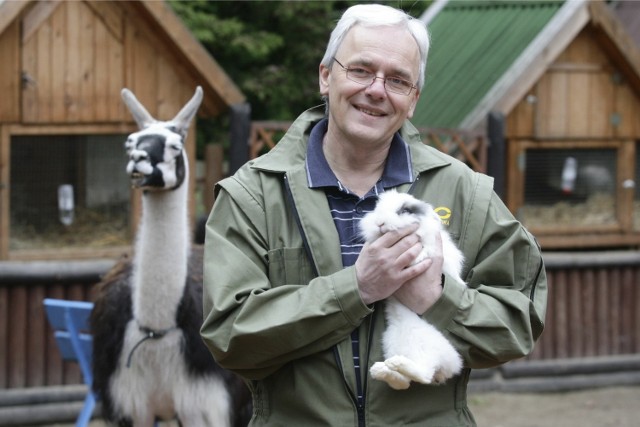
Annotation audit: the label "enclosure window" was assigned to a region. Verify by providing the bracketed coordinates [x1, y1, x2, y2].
[518, 148, 617, 229]
[10, 134, 131, 252]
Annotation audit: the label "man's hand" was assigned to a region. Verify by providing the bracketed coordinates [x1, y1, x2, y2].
[393, 232, 444, 314]
[355, 223, 430, 305]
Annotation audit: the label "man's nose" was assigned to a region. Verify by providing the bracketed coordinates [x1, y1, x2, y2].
[366, 76, 387, 95]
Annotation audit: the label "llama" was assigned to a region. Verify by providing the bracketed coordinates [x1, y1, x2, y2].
[90, 87, 251, 426]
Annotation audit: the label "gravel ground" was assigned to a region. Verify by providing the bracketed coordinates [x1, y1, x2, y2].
[468, 386, 640, 427]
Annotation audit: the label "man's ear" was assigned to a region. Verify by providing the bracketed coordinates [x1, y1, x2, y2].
[319, 64, 330, 96]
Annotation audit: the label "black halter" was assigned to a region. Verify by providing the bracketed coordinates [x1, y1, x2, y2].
[126, 323, 176, 368]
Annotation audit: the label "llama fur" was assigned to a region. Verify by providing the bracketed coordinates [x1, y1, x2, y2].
[359, 190, 465, 390]
[90, 87, 250, 426]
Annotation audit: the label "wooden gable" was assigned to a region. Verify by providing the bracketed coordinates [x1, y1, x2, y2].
[507, 26, 640, 140]
[0, 0, 244, 125]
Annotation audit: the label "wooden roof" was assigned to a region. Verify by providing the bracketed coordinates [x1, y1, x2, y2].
[414, 0, 640, 131]
[0, 0, 245, 122]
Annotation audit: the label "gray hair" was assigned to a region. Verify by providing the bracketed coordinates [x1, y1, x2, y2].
[320, 4, 430, 91]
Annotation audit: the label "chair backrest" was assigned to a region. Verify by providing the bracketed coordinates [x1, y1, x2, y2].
[43, 299, 95, 386]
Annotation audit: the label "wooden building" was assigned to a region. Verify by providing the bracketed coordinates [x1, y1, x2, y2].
[416, 0, 640, 250]
[0, 0, 244, 394]
[0, 0, 245, 261]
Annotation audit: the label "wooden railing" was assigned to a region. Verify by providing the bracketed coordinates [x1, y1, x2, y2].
[249, 121, 292, 160]
[2, 252, 640, 389]
[249, 121, 488, 173]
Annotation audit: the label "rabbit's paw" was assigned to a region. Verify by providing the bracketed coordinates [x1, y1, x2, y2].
[385, 355, 436, 385]
[433, 352, 463, 384]
[370, 361, 411, 390]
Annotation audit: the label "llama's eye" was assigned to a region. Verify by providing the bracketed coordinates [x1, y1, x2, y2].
[169, 143, 183, 152]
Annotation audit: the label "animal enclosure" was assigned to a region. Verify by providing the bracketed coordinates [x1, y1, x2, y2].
[9, 133, 132, 254]
[506, 26, 640, 248]
[0, 0, 245, 260]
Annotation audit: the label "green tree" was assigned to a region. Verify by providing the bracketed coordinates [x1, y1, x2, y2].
[169, 1, 430, 122]
[168, 1, 430, 216]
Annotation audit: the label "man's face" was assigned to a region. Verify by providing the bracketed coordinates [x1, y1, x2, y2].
[319, 24, 421, 148]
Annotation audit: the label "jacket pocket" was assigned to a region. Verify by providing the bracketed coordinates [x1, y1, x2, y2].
[267, 247, 315, 287]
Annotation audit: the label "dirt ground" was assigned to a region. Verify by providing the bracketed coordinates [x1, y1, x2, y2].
[45, 385, 640, 427]
[468, 386, 640, 427]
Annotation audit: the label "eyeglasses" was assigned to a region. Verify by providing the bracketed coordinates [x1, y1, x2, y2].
[332, 57, 417, 96]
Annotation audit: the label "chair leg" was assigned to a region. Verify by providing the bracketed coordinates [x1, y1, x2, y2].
[76, 391, 96, 427]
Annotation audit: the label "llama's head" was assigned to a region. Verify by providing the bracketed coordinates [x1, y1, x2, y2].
[121, 87, 203, 191]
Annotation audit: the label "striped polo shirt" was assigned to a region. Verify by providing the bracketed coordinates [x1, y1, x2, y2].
[305, 118, 413, 406]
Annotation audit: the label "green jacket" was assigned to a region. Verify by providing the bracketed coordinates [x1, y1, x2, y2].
[202, 107, 547, 426]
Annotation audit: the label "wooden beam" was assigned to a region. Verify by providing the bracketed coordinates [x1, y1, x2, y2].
[85, 0, 124, 42]
[0, 14, 20, 122]
[0, 0, 32, 36]
[588, 0, 640, 96]
[537, 233, 640, 249]
[0, 125, 10, 260]
[7, 123, 135, 135]
[22, 0, 61, 44]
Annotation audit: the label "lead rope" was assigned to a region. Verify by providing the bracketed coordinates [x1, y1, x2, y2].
[126, 324, 176, 368]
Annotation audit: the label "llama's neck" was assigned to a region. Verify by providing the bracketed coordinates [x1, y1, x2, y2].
[132, 175, 190, 330]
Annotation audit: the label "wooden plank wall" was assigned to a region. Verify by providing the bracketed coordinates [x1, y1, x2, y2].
[20, 0, 126, 124]
[18, 0, 197, 125]
[528, 254, 640, 360]
[1, 255, 639, 389]
[0, 262, 107, 389]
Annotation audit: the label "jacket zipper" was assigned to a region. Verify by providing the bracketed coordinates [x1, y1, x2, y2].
[284, 174, 367, 426]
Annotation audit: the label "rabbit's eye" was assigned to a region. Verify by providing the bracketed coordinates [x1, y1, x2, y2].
[398, 207, 414, 216]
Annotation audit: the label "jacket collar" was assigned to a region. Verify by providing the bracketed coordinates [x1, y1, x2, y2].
[251, 106, 453, 177]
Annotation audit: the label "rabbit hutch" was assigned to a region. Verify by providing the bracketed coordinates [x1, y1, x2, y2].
[413, 0, 640, 390]
[0, 0, 244, 399]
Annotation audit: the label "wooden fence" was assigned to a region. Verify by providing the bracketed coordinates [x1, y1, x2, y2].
[250, 121, 488, 172]
[529, 251, 640, 361]
[0, 260, 113, 389]
[1, 251, 639, 389]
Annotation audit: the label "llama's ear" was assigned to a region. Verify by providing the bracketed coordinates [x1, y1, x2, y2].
[170, 86, 203, 137]
[121, 88, 156, 129]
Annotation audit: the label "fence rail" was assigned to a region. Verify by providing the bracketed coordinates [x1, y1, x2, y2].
[249, 121, 488, 173]
[0, 260, 113, 389]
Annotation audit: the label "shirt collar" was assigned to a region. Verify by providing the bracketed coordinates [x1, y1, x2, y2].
[306, 118, 413, 190]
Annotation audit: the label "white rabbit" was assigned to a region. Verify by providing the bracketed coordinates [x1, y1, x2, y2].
[359, 190, 464, 390]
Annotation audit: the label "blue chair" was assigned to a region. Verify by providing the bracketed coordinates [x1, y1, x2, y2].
[43, 298, 96, 427]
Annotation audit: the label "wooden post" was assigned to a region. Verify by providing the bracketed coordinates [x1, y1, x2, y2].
[204, 144, 224, 212]
[487, 111, 506, 199]
[228, 103, 251, 176]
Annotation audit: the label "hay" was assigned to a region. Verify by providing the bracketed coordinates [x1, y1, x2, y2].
[10, 207, 130, 250]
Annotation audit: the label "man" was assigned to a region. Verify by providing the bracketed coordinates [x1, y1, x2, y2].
[201, 4, 547, 426]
